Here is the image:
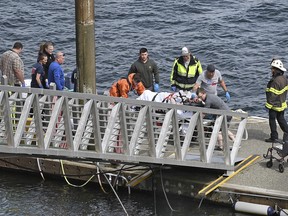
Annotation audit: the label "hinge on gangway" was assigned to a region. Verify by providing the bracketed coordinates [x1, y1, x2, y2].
[126, 170, 153, 187]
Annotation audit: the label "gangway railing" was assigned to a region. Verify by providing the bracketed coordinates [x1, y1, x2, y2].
[0, 85, 248, 171]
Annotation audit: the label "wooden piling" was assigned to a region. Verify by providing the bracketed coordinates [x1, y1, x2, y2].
[75, 0, 96, 94]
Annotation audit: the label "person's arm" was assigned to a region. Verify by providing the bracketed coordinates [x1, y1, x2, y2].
[219, 79, 228, 92]
[192, 82, 200, 93]
[71, 68, 77, 84]
[14, 68, 25, 84]
[128, 63, 136, 75]
[170, 59, 178, 85]
[136, 82, 146, 96]
[153, 61, 159, 84]
[197, 60, 203, 74]
[190, 78, 201, 101]
[266, 81, 280, 107]
[220, 79, 230, 102]
[36, 73, 43, 88]
[12, 58, 25, 86]
[119, 80, 130, 98]
[53, 67, 63, 90]
[109, 82, 118, 97]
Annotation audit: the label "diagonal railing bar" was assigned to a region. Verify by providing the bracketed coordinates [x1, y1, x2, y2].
[181, 112, 199, 160]
[206, 115, 223, 163]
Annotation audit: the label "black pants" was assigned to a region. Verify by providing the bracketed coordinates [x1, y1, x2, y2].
[268, 109, 288, 142]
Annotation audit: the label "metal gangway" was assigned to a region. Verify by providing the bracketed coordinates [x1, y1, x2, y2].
[0, 84, 248, 172]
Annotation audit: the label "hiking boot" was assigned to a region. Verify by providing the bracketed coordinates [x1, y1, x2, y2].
[265, 138, 277, 143]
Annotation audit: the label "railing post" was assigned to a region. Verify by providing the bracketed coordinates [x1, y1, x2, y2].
[1, 75, 8, 85]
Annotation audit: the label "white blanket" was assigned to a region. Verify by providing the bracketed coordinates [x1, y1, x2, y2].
[137, 90, 192, 104]
[136, 90, 193, 120]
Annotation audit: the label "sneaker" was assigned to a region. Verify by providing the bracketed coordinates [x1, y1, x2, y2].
[265, 138, 277, 143]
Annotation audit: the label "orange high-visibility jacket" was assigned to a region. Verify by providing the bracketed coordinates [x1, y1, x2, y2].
[109, 73, 145, 98]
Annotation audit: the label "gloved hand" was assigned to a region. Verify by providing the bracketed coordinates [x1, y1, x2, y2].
[225, 91, 231, 102]
[171, 86, 176, 92]
[191, 92, 197, 99]
[153, 83, 159, 92]
[45, 81, 49, 89]
[21, 82, 26, 87]
[39, 84, 44, 89]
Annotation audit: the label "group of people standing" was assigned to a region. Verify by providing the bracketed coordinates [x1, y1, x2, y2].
[1, 42, 288, 154]
[110, 46, 230, 100]
[31, 41, 66, 91]
[0, 41, 66, 91]
[109, 46, 288, 155]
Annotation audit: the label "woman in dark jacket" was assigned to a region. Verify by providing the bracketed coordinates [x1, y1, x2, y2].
[38, 41, 55, 89]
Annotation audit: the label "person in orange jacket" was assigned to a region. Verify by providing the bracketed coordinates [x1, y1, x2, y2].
[109, 73, 145, 98]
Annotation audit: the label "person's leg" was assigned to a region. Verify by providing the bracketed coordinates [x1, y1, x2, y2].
[276, 111, 288, 155]
[228, 130, 235, 142]
[266, 109, 278, 141]
[276, 111, 288, 142]
[217, 132, 223, 150]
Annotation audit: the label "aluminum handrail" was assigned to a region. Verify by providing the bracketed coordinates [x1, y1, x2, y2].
[0, 85, 248, 171]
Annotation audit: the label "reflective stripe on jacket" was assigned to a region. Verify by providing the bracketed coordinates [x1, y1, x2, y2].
[265, 73, 288, 112]
[170, 55, 202, 90]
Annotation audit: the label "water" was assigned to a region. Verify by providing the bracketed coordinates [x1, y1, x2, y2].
[0, 171, 247, 216]
[0, 0, 287, 214]
[1, 0, 288, 118]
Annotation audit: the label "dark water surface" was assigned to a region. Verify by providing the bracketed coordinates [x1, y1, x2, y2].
[0, 0, 287, 215]
[0, 171, 247, 216]
[1, 0, 288, 117]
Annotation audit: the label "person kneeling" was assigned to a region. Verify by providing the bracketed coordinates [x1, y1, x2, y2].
[109, 73, 145, 98]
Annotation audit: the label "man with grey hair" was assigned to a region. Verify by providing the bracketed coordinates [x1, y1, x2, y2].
[0, 42, 25, 86]
[48, 51, 65, 90]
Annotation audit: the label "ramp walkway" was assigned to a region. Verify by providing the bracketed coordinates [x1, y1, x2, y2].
[0, 82, 248, 172]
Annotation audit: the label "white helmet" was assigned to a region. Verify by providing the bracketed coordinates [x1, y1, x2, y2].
[271, 59, 286, 72]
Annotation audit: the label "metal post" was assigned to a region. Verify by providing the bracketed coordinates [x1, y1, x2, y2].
[75, 0, 96, 94]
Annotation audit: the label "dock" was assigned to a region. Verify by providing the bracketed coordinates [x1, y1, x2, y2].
[216, 117, 288, 209]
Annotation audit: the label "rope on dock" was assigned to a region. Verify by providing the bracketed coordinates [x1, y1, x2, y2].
[60, 159, 95, 187]
[36, 158, 45, 180]
[159, 165, 178, 212]
[96, 162, 128, 216]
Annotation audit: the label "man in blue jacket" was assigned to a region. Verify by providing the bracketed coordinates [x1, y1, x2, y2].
[48, 51, 65, 90]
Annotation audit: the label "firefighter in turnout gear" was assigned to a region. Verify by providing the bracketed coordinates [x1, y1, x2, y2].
[265, 59, 288, 155]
